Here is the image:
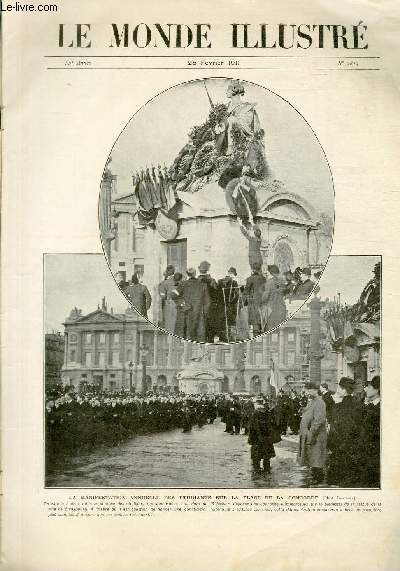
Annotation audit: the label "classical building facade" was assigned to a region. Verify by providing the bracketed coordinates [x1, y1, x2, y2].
[60, 298, 337, 393]
[334, 321, 381, 387]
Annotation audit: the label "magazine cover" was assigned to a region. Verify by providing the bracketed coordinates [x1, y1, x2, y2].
[2, 1, 399, 570]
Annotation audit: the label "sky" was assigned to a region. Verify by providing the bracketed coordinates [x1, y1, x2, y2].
[318, 255, 379, 305]
[108, 77, 334, 216]
[45, 254, 379, 333]
[45, 254, 129, 333]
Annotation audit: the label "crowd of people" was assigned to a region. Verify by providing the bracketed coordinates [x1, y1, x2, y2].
[45, 384, 220, 469]
[296, 376, 380, 487]
[46, 376, 380, 488]
[116, 261, 319, 342]
[217, 378, 380, 487]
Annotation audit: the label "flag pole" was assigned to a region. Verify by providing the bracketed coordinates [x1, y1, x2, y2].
[203, 80, 215, 109]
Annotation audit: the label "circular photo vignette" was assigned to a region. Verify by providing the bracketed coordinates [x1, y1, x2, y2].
[99, 76, 334, 344]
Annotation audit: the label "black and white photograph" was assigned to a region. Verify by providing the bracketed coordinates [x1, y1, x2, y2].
[45, 254, 380, 489]
[99, 77, 334, 342]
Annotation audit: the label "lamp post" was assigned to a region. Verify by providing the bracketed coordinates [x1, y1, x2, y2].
[140, 344, 149, 394]
[128, 360, 134, 393]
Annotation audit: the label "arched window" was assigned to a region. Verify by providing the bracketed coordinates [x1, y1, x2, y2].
[157, 374, 167, 387]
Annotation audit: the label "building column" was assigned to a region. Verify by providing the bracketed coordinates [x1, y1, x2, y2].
[167, 335, 174, 367]
[262, 335, 268, 365]
[119, 326, 126, 364]
[77, 331, 83, 365]
[306, 227, 311, 266]
[106, 331, 111, 366]
[279, 330, 285, 367]
[153, 330, 159, 367]
[183, 341, 190, 365]
[215, 345, 222, 367]
[64, 333, 68, 366]
[93, 330, 98, 367]
[246, 341, 252, 366]
[139, 330, 144, 352]
[230, 344, 235, 368]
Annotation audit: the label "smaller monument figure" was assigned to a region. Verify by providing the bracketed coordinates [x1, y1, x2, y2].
[167, 79, 268, 193]
[218, 165, 259, 224]
[239, 218, 269, 270]
[215, 79, 266, 178]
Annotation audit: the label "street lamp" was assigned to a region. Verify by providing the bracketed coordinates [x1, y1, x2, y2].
[140, 344, 149, 394]
[128, 360, 134, 393]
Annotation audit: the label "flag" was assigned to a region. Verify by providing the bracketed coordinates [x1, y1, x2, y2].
[270, 358, 277, 389]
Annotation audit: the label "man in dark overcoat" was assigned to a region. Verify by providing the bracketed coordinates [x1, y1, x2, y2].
[217, 267, 239, 341]
[158, 264, 175, 329]
[244, 264, 266, 336]
[359, 375, 380, 487]
[327, 377, 363, 487]
[197, 260, 219, 342]
[248, 399, 276, 474]
[179, 267, 210, 342]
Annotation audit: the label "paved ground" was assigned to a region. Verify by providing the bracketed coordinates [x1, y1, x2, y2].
[46, 418, 310, 488]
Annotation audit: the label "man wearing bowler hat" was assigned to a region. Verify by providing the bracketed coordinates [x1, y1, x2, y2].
[327, 376, 363, 487]
[297, 381, 327, 484]
[293, 267, 315, 300]
[178, 267, 210, 342]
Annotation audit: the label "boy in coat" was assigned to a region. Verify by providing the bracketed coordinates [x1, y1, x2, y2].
[248, 399, 276, 474]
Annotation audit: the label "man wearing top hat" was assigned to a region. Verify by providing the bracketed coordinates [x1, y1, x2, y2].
[297, 381, 327, 484]
[359, 375, 380, 487]
[178, 267, 210, 342]
[244, 263, 266, 336]
[293, 267, 315, 300]
[327, 376, 363, 487]
[158, 264, 175, 331]
[217, 267, 240, 341]
[197, 260, 219, 342]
